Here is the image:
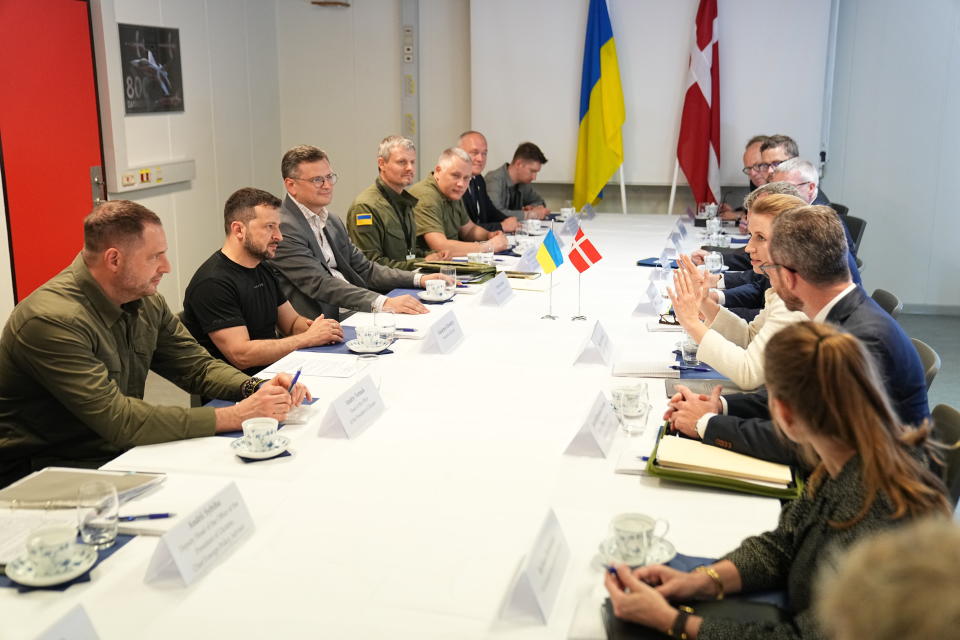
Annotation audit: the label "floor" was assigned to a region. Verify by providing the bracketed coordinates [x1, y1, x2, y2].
[898, 313, 960, 413]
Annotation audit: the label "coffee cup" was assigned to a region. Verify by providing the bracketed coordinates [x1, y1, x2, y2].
[356, 324, 386, 349]
[560, 207, 575, 218]
[467, 252, 483, 264]
[611, 513, 669, 565]
[426, 279, 446, 297]
[524, 219, 541, 234]
[241, 417, 279, 452]
[26, 525, 78, 576]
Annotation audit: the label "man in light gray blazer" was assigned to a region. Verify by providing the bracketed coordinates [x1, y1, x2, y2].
[270, 145, 442, 320]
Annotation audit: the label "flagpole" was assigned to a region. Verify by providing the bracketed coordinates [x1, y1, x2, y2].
[572, 271, 586, 321]
[618, 165, 627, 215]
[541, 273, 558, 320]
[667, 159, 680, 216]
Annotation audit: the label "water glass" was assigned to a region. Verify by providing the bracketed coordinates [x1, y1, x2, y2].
[681, 332, 700, 366]
[76, 481, 118, 550]
[706, 217, 721, 236]
[705, 251, 724, 274]
[439, 266, 456, 296]
[612, 385, 651, 435]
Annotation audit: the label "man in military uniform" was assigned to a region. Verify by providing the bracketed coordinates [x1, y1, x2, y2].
[346, 136, 449, 268]
[409, 148, 509, 258]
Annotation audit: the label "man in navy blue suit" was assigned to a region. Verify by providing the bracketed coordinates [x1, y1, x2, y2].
[457, 131, 519, 233]
[667, 206, 928, 464]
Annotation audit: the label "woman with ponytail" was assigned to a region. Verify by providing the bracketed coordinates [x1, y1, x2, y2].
[604, 321, 949, 640]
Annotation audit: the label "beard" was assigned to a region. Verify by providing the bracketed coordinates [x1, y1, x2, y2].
[777, 286, 804, 312]
[244, 237, 277, 261]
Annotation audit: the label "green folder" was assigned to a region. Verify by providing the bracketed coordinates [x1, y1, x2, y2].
[645, 425, 804, 500]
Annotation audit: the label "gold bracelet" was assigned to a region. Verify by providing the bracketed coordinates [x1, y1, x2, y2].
[694, 565, 724, 600]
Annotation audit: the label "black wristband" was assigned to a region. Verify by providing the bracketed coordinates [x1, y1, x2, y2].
[669, 606, 694, 639]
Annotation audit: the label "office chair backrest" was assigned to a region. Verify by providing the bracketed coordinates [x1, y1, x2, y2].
[932, 403, 960, 509]
[871, 288, 903, 319]
[911, 337, 941, 391]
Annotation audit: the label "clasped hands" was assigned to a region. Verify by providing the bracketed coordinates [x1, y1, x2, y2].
[604, 564, 716, 631]
[662, 384, 723, 439]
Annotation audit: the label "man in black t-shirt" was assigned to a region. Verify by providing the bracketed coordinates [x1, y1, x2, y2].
[182, 188, 343, 375]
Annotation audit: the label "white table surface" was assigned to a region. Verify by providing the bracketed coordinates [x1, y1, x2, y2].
[4, 214, 779, 639]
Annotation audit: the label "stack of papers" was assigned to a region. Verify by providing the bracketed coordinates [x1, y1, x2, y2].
[655, 436, 793, 487]
[0, 467, 165, 508]
[612, 359, 679, 378]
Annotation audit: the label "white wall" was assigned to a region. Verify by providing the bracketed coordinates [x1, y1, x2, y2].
[103, 0, 282, 310]
[275, 0, 470, 217]
[825, 0, 960, 311]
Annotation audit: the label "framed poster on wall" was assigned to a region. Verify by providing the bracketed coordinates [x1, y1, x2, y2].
[118, 23, 184, 114]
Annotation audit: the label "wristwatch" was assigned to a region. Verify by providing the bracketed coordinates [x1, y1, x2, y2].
[241, 377, 268, 398]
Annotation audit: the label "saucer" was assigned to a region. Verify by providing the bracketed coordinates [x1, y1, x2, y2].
[597, 536, 677, 568]
[417, 290, 454, 303]
[5, 544, 97, 587]
[345, 338, 392, 354]
[230, 435, 290, 460]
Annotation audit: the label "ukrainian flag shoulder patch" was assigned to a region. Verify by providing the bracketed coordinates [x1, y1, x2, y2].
[356, 213, 373, 226]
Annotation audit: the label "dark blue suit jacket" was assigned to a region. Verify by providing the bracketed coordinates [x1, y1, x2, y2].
[461, 175, 509, 232]
[701, 285, 930, 464]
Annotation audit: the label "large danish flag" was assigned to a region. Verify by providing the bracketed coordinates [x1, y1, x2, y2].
[676, 0, 720, 205]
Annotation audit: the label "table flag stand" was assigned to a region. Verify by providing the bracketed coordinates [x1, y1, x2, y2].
[541, 273, 558, 320]
[571, 272, 587, 321]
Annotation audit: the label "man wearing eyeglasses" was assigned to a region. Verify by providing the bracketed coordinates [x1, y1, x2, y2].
[271, 145, 445, 320]
[719, 135, 770, 220]
[770, 158, 830, 207]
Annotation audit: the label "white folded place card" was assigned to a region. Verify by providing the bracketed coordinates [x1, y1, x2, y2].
[573, 320, 615, 366]
[481, 272, 514, 307]
[515, 246, 540, 272]
[500, 509, 570, 623]
[564, 392, 619, 458]
[670, 231, 683, 254]
[36, 604, 100, 640]
[421, 310, 464, 354]
[559, 215, 580, 236]
[317, 374, 384, 439]
[144, 481, 253, 587]
[675, 219, 689, 239]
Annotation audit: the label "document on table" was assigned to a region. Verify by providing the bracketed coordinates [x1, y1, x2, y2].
[0, 509, 76, 565]
[260, 352, 369, 378]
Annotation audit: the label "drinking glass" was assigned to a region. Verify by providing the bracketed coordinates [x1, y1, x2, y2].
[374, 311, 396, 343]
[681, 332, 700, 366]
[76, 481, 118, 550]
[439, 266, 456, 296]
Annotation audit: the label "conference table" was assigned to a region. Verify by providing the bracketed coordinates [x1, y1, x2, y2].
[5, 213, 780, 639]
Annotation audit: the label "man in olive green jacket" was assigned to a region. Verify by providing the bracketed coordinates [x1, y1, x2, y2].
[346, 135, 449, 268]
[0, 201, 306, 487]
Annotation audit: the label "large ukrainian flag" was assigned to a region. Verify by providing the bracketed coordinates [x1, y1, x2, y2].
[573, 0, 625, 210]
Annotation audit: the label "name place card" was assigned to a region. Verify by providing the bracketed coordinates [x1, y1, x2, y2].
[145, 482, 253, 586]
[317, 374, 384, 439]
[675, 219, 689, 239]
[634, 278, 670, 316]
[669, 231, 683, 254]
[564, 392, 619, 458]
[481, 272, 514, 307]
[500, 509, 570, 623]
[559, 215, 580, 237]
[421, 310, 464, 354]
[574, 320, 615, 366]
[37, 605, 100, 640]
[515, 246, 540, 272]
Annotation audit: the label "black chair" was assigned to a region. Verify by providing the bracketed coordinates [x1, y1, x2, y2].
[831, 203, 849, 217]
[932, 403, 960, 508]
[871, 289, 903, 319]
[844, 215, 866, 256]
[911, 337, 941, 391]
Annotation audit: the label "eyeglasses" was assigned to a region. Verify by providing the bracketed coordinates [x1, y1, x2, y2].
[741, 164, 765, 175]
[292, 172, 338, 187]
[758, 263, 796, 276]
[752, 160, 786, 174]
[658, 312, 679, 326]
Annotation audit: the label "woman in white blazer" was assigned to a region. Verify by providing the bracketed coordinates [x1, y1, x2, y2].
[669, 194, 808, 390]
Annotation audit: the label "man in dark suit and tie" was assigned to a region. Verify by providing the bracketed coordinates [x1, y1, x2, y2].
[666, 206, 928, 464]
[457, 131, 519, 233]
[270, 145, 444, 321]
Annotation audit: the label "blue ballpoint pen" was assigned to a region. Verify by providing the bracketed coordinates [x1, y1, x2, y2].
[287, 367, 302, 392]
[670, 365, 710, 372]
[395, 327, 417, 332]
[119, 513, 175, 521]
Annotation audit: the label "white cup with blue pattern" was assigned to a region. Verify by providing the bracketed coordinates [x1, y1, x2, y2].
[26, 525, 78, 577]
[242, 417, 278, 452]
